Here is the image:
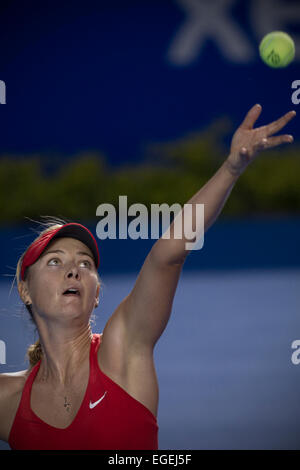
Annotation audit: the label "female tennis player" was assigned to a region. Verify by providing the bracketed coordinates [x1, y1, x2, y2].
[0, 104, 296, 450]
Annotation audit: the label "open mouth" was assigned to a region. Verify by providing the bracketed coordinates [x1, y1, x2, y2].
[63, 288, 80, 296]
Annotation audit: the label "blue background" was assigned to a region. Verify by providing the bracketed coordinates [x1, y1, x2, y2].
[0, 0, 299, 164]
[0, 0, 300, 450]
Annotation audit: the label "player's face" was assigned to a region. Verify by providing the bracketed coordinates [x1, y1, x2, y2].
[22, 237, 100, 326]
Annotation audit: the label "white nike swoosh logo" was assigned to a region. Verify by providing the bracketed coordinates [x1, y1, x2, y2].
[89, 391, 107, 409]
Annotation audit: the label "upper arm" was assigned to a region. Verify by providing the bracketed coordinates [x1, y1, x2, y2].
[121, 246, 184, 350]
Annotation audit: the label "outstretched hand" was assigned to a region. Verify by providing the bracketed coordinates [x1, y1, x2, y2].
[226, 104, 296, 176]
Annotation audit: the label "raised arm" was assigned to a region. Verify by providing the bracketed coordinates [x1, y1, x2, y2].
[151, 104, 296, 265]
[110, 105, 296, 350]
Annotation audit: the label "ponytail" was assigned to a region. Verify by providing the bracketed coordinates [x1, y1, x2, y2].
[27, 340, 43, 367]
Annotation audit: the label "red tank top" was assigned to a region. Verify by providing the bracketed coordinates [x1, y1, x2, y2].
[8, 334, 158, 450]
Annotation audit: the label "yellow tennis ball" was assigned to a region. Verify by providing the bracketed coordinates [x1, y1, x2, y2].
[259, 31, 295, 68]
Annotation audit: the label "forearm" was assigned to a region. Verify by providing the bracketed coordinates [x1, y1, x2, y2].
[152, 157, 240, 265]
[184, 158, 240, 232]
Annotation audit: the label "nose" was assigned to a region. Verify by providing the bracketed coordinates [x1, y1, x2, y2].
[66, 264, 80, 280]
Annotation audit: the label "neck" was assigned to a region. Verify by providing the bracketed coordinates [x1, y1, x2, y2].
[36, 324, 93, 386]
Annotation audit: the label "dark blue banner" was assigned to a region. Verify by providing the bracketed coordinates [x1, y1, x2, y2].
[0, 0, 299, 165]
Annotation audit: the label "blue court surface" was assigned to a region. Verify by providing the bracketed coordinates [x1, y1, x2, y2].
[1, 267, 299, 450]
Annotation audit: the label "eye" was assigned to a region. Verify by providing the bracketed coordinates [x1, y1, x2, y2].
[80, 260, 92, 268]
[48, 258, 60, 265]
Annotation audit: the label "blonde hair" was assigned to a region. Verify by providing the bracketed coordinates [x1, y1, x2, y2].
[14, 216, 101, 368]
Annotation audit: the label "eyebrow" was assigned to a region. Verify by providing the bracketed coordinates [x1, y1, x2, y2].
[42, 249, 94, 261]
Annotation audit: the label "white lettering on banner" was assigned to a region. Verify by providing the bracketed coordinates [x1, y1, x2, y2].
[291, 340, 300, 365]
[0, 340, 6, 364]
[0, 80, 6, 104]
[167, 0, 300, 65]
[291, 80, 300, 105]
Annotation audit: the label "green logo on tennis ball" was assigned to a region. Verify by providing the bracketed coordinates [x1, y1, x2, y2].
[266, 49, 280, 66]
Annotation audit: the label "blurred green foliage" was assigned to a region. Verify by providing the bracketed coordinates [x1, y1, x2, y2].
[0, 118, 299, 225]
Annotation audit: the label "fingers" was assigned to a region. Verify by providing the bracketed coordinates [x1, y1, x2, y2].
[240, 134, 293, 156]
[266, 110, 296, 136]
[240, 104, 262, 130]
[262, 134, 294, 149]
[240, 106, 296, 135]
[244, 135, 293, 155]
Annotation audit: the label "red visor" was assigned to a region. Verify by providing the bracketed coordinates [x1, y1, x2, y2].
[20, 223, 100, 281]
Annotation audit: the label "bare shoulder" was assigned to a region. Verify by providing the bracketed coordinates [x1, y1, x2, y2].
[0, 369, 29, 394]
[0, 369, 29, 442]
